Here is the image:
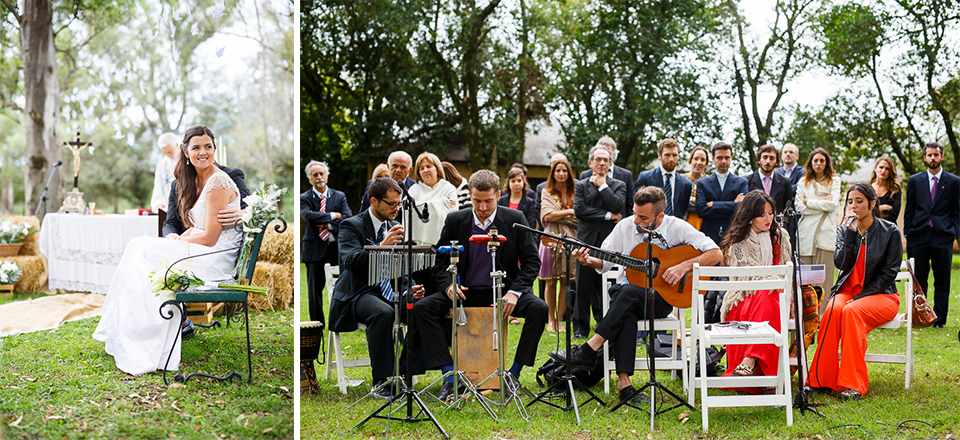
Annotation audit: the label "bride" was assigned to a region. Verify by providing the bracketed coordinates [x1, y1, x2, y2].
[93, 125, 243, 376]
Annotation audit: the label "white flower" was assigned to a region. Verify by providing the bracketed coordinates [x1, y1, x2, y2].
[240, 208, 253, 224]
[243, 194, 262, 207]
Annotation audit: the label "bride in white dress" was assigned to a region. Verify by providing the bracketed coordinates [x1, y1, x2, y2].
[93, 126, 243, 376]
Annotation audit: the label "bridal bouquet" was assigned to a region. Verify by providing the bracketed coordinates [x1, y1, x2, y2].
[0, 219, 36, 244]
[149, 264, 204, 296]
[0, 261, 22, 285]
[235, 182, 287, 277]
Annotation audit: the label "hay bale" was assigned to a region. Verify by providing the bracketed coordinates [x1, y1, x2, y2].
[258, 219, 294, 265]
[248, 261, 294, 311]
[2, 255, 48, 292]
[4, 215, 41, 256]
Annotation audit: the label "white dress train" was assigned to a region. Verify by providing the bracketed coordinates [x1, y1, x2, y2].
[93, 171, 243, 375]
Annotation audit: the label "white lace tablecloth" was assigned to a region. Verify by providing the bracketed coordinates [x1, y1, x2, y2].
[39, 214, 158, 294]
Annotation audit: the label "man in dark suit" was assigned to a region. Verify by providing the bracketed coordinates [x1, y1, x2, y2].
[775, 143, 805, 193]
[580, 136, 634, 219]
[696, 142, 748, 245]
[301, 160, 352, 325]
[162, 165, 250, 237]
[746, 145, 795, 215]
[634, 138, 693, 219]
[360, 151, 416, 213]
[573, 144, 627, 338]
[903, 142, 960, 329]
[412, 170, 546, 400]
[329, 177, 426, 399]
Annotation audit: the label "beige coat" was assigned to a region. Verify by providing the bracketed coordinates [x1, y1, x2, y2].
[719, 228, 794, 321]
[795, 178, 841, 256]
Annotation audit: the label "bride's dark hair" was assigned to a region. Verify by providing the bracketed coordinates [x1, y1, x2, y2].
[721, 190, 781, 265]
[175, 125, 217, 228]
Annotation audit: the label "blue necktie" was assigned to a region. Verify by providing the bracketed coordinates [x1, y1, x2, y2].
[664, 172, 674, 216]
[376, 223, 396, 302]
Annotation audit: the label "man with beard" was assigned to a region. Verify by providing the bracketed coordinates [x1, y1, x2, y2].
[746, 145, 794, 215]
[904, 142, 960, 329]
[301, 160, 351, 324]
[696, 142, 748, 246]
[329, 177, 425, 399]
[634, 138, 693, 219]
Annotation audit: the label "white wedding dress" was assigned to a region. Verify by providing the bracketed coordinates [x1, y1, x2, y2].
[93, 171, 243, 375]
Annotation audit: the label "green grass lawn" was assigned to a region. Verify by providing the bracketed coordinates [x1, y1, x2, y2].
[1, 293, 294, 440]
[300, 263, 960, 439]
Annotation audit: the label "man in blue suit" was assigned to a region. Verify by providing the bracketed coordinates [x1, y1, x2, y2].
[696, 142, 748, 245]
[580, 136, 634, 219]
[360, 151, 416, 213]
[904, 142, 960, 328]
[301, 160, 352, 325]
[634, 138, 693, 219]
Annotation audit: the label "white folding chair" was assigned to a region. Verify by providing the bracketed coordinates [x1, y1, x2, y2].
[600, 267, 688, 394]
[864, 259, 915, 388]
[689, 263, 793, 432]
[323, 263, 369, 394]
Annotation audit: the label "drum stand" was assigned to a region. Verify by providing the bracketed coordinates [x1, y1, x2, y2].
[354, 190, 449, 438]
[419, 241, 497, 419]
[474, 230, 529, 421]
[611, 227, 692, 431]
[526, 234, 606, 424]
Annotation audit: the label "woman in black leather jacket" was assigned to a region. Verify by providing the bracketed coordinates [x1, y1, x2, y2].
[806, 183, 902, 400]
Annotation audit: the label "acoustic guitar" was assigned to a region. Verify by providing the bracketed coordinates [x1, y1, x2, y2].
[541, 237, 703, 308]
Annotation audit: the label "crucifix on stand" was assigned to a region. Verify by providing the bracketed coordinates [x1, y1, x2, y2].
[58, 130, 97, 214]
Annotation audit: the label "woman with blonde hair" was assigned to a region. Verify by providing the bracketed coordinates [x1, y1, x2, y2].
[538, 158, 578, 332]
[408, 152, 458, 245]
[796, 147, 841, 292]
[869, 156, 902, 223]
[371, 163, 390, 180]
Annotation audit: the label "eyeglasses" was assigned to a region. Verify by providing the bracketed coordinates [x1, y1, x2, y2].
[376, 197, 401, 208]
[592, 157, 611, 164]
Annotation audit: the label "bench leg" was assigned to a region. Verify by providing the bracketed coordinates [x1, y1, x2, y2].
[159, 300, 185, 386]
[245, 301, 252, 384]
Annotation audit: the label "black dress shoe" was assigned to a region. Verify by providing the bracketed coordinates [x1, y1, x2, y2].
[437, 381, 466, 402]
[372, 381, 395, 400]
[933, 323, 944, 329]
[548, 345, 598, 370]
[618, 385, 651, 407]
[181, 319, 195, 341]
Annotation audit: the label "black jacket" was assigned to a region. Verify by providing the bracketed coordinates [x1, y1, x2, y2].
[162, 165, 250, 236]
[498, 193, 538, 230]
[832, 218, 902, 300]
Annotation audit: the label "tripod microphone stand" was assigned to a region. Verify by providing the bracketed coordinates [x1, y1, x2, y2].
[419, 241, 497, 419]
[354, 185, 448, 438]
[780, 208, 825, 417]
[472, 229, 529, 420]
[522, 227, 606, 425]
[611, 225, 692, 430]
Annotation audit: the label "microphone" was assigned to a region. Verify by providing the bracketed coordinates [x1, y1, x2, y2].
[437, 245, 464, 254]
[844, 214, 857, 230]
[53, 161, 63, 167]
[469, 234, 507, 244]
[419, 203, 429, 223]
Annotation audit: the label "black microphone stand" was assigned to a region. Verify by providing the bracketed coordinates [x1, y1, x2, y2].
[780, 208, 825, 417]
[354, 183, 448, 438]
[524, 228, 606, 424]
[34, 162, 61, 217]
[611, 226, 692, 430]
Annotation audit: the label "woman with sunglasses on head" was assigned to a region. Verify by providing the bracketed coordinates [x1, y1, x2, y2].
[717, 190, 792, 393]
[806, 183, 902, 400]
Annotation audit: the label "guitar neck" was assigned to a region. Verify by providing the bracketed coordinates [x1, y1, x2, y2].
[585, 248, 649, 273]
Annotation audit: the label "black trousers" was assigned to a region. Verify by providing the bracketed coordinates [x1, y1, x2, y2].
[594, 284, 672, 375]
[305, 247, 338, 324]
[572, 263, 604, 335]
[907, 230, 952, 326]
[412, 288, 548, 370]
[353, 292, 422, 383]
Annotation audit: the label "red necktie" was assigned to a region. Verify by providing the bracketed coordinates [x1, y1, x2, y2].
[318, 194, 330, 240]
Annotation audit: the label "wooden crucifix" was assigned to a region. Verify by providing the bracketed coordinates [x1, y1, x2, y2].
[62, 131, 96, 189]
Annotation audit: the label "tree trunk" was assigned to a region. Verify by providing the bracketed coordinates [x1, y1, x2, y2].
[21, 0, 63, 220]
[1, 151, 12, 214]
[255, 1, 275, 184]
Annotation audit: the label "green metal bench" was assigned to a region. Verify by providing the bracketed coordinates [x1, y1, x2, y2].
[159, 217, 287, 385]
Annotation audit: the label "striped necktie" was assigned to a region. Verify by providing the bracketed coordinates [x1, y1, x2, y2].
[317, 193, 330, 240]
[376, 223, 396, 302]
[663, 172, 674, 216]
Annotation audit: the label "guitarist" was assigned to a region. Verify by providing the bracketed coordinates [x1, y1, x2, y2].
[549, 186, 721, 404]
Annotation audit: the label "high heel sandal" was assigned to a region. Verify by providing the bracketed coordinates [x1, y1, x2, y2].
[731, 360, 757, 377]
[840, 389, 863, 401]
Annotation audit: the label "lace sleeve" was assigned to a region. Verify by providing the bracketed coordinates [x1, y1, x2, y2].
[206, 172, 238, 194]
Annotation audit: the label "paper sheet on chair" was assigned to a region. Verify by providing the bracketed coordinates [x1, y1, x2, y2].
[798, 264, 825, 285]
